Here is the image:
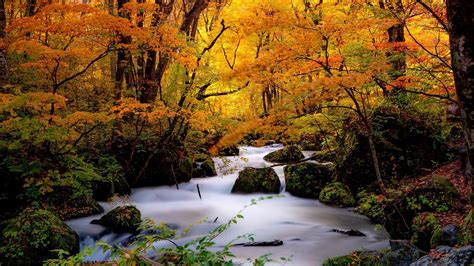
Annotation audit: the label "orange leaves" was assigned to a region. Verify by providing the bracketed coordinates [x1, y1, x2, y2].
[111, 97, 176, 121]
[0, 92, 66, 116]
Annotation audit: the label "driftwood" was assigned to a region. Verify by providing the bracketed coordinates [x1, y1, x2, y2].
[233, 240, 283, 247]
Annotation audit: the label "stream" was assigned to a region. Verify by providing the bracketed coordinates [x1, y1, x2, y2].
[67, 145, 390, 265]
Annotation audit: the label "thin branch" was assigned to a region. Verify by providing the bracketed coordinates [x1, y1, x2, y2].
[197, 81, 250, 100]
[415, 0, 448, 32]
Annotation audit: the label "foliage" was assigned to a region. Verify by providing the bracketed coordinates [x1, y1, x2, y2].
[0, 208, 79, 264]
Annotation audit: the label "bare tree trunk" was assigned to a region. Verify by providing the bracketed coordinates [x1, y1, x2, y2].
[0, 0, 7, 87]
[114, 0, 131, 101]
[446, 0, 474, 232]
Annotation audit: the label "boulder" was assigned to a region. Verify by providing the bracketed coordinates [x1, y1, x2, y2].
[284, 162, 334, 198]
[263, 145, 304, 163]
[91, 205, 142, 234]
[319, 182, 356, 207]
[192, 154, 217, 178]
[0, 208, 80, 265]
[411, 245, 474, 265]
[231, 167, 281, 194]
[312, 150, 337, 163]
[218, 145, 240, 156]
[91, 175, 131, 201]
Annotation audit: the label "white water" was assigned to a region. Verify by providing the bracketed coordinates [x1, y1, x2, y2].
[67, 145, 389, 265]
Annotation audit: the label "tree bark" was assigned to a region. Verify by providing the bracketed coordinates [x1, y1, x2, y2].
[0, 0, 7, 87]
[445, 0, 474, 231]
[114, 0, 131, 101]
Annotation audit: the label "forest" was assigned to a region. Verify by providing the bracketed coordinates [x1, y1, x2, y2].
[0, 0, 473, 265]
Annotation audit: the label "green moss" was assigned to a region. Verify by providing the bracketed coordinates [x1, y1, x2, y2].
[231, 167, 280, 193]
[319, 182, 356, 207]
[91, 206, 142, 234]
[0, 208, 79, 264]
[284, 162, 334, 198]
[355, 191, 385, 223]
[263, 145, 304, 163]
[322, 255, 353, 266]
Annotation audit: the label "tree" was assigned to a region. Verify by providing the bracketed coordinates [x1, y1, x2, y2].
[0, 0, 7, 87]
[445, 0, 474, 227]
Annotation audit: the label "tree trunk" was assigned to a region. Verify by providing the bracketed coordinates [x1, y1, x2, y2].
[0, 0, 7, 87]
[446, 0, 474, 232]
[114, 0, 131, 101]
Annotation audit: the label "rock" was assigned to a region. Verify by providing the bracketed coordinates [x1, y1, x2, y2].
[91, 206, 142, 234]
[323, 240, 426, 266]
[92, 175, 131, 201]
[192, 154, 217, 178]
[312, 150, 337, 163]
[337, 106, 449, 194]
[284, 162, 334, 198]
[0, 208, 79, 265]
[231, 167, 281, 194]
[218, 145, 240, 156]
[319, 182, 356, 207]
[332, 229, 365, 236]
[263, 145, 304, 163]
[435, 224, 461, 247]
[411, 245, 474, 265]
[382, 240, 426, 265]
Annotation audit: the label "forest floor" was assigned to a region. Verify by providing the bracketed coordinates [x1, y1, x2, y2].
[399, 159, 472, 233]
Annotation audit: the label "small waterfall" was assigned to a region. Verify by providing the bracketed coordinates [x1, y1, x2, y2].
[67, 145, 389, 265]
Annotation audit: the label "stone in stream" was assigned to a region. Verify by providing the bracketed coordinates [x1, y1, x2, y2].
[331, 229, 366, 236]
[192, 154, 217, 178]
[411, 245, 474, 265]
[232, 167, 281, 193]
[91, 205, 142, 234]
[263, 145, 304, 163]
[319, 182, 356, 207]
[284, 162, 334, 198]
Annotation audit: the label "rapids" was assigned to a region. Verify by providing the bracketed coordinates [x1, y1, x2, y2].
[67, 145, 389, 265]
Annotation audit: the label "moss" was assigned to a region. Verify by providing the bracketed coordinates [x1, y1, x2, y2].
[263, 145, 304, 163]
[0, 208, 79, 265]
[91, 206, 142, 234]
[231, 167, 280, 193]
[312, 150, 337, 163]
[284, 162, 334, 198]
[319, 182, 356, 207]
[193, 154, 217, 177]
[322, 255, 353, 266]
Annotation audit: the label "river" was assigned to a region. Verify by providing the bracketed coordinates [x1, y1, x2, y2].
[67, 145, 389, 265]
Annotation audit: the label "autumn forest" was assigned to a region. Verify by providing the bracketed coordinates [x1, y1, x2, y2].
[0, 0, 473, 265]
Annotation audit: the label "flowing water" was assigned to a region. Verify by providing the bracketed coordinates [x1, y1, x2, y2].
[67, 145, 389, 265]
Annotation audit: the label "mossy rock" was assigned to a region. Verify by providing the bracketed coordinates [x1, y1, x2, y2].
[312, 150, 337, 163]
[319, 182, 356, 207]
[193, 154, 217, 177]
[218, 145, 240, 156]
[232, 167, 281, 194]
[263, 145, 304, 163]
[0, 208, 79, 265]
[92, 175, 131, 201]
[91, 206, 142, 234]
[284, 162, 334, 198]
